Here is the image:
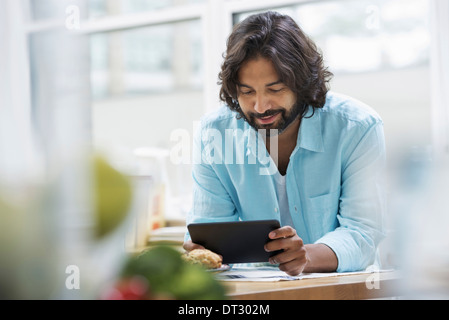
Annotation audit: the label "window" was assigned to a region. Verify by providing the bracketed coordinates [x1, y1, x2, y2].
[88, 0, 206, 19]
[236, 0, 430, 74]
[84, 3, 205, 152]
[29, 0, 66, 21]
[233, 0, 432, 163]
[90, 20, 203, 100]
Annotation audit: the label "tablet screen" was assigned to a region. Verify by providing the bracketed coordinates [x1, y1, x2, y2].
[187, 220, 282, 264]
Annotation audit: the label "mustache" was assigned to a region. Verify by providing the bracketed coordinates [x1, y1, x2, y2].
[250, 109, 284, 119]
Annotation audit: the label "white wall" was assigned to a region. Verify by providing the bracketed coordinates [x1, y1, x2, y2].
[93, 66, 432, 169]
[332, 66, 431, 166]
[92, 90, 204, 150]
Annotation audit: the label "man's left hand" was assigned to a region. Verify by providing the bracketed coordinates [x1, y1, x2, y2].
[264, 226, 309, 276]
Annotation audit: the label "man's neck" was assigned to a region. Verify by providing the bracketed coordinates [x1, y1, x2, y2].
[265, 117, 301, 175]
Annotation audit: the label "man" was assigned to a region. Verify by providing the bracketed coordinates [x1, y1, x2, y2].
[184, 11, 386, 276]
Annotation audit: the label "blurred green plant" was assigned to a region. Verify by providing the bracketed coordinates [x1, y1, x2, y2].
[103, 246, 227, 300]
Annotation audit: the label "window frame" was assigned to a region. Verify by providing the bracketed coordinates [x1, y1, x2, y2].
[19, 0, 449, 157]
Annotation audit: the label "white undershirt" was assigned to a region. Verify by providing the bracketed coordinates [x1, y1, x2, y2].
[273, 171, 294, 228]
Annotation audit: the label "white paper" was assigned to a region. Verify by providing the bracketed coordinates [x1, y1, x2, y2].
[214, 265, 392, 282]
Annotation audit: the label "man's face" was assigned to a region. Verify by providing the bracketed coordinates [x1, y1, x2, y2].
[236, 56, 300, 135]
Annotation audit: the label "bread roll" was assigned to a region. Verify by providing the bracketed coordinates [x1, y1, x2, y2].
[183, 249, 222, 269]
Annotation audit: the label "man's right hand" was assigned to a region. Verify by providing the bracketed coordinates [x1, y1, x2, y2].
[183, 240, 205, 252]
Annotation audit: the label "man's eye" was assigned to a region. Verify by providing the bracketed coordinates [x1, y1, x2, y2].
[269, 88, 284, 93]
[241, 91, 254, 95]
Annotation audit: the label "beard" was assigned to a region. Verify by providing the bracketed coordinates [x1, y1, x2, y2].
[238, 101, 303, 137]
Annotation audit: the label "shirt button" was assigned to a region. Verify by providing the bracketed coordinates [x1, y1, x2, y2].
[274, 208, 278, 213]
[294, 206, 298, 211]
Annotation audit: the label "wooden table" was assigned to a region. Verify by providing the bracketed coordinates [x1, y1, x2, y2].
[224, 271, 402, 300]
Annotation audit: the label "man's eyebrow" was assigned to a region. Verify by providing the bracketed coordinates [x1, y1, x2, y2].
[237, 80, 283, 89]
[265, 80, 283, 87]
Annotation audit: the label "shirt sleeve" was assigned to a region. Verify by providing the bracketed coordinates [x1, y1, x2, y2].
[315, 121, 387, 272]
[184, 124, 238, 242]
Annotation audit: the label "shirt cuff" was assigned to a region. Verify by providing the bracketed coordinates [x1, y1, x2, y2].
[315, 231, 371, 273]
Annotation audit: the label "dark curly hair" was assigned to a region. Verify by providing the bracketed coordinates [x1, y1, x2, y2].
[218, 11, 333, 118]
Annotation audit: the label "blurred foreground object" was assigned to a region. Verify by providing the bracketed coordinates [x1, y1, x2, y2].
[0, 188, 58, 299]
[102, 246, 226, 300]
[92, 155, 133, 239]
[0, 0, 91, 299]
[392, 147, 449, 299]
[0, 0, 135, 299]
[404, 159, 449, 298]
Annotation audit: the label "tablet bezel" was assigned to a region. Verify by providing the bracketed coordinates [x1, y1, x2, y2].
[187, 219, 282, 264]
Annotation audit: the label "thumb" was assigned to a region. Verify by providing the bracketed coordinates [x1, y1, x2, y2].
[183, 240, 205, 252]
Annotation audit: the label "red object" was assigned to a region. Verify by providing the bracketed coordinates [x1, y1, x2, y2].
[101, 276, 151, 300]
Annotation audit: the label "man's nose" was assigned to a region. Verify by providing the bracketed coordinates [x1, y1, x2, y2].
[254, 94, 271, 114]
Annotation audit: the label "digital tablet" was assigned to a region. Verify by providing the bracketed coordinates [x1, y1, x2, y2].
[187, 220, 282, 264]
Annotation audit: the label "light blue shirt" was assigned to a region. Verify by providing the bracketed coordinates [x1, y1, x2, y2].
[185, 91, 386, 272]
[273, 172, 294, 228]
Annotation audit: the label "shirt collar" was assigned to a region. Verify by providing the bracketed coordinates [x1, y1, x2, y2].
[297, 107, 324, 153]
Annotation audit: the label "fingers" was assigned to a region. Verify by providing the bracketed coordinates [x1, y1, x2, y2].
[268, 226, 296, 240]
[183, 240, 205, 252]
[268, 247, 308, 276]
[278, 259, 306, 276]
[265, 227, 303, 253]
[183, 241, 223, 261]
[264, 226, 308, 276]
[268, 243, 307, 265]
